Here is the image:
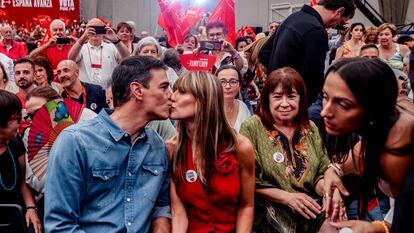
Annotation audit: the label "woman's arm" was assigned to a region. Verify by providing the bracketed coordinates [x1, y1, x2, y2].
[18, 155, 42, 233]
[235, 134, 255, 233]
[335, 46, 344, 60]
[256, 187, 322, 220]
[166, 139, 188, 233]
[170, 180, 188, 233]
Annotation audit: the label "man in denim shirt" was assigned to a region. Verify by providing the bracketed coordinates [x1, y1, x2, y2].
[45, 56, 172, 233]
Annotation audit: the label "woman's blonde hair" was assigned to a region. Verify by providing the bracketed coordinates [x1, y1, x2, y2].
[244, 36, 269, 67]
[363, 26, 378, 44]
[378, 23, 397, 37]
[172, 71, 237, 184]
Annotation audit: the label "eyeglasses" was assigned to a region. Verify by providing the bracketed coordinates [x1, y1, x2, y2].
[220, 79, 239, 87]
[24, 109, 40, 124]
[208, 32, 224, 39]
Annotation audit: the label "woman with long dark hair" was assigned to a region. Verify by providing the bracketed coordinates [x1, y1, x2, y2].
[168, 71, 255, 233]
[321, 58, 414, 232]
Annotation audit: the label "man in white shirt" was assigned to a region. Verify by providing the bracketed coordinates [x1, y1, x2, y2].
[68, 18, 129, 88]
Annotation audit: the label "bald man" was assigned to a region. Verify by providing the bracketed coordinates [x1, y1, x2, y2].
[29, 19, 75, 69]
[57, 59, 107, 113]
[0, 24, 26, 60]
[68, 18, 129, 88]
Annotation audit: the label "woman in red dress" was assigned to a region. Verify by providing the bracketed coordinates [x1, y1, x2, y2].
[167, 71, 255, 233]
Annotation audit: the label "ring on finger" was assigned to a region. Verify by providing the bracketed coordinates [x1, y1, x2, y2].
[323, 192, 330, 198]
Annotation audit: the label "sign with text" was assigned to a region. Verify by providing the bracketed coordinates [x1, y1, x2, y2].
[179, 53, 216, 71]
[0, 0, 79, 25]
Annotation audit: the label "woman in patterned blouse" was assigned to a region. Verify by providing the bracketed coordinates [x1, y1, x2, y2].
[240, 67, 342, 233]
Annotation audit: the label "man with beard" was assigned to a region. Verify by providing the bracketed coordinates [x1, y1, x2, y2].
[14, 58, 36, 105]
[14, 58, 36, 133]
[57, 60, 107, 114]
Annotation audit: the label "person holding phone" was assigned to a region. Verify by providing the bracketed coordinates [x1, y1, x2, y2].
[29, 19, 75, 70]
[199, 20, 248, 75]
[68, 18, 129, 88]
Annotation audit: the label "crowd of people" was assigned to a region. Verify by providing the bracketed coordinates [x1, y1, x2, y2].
[1, 0, 414, 232]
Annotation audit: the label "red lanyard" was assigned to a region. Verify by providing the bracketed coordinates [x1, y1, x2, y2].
[87, 45, 103, 69]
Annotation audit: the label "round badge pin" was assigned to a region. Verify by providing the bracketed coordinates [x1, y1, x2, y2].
[185, 170, 198, 183]
[90, 103, 97, 110]
[273, 152, 285, 163]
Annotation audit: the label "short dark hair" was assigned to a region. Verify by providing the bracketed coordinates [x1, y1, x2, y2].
[258, 67, 309, 130]
[182, 33, 198, 47]
[360, 43, 379, 53]
[0, 90, 22, 128]
[206, 20, 228, 35]
[397, 35, 414, 45]
[0, 62, 9, 84]
[111, 56, 167, 107]
[14, 57, 35, 71]
[163, 48, 181, 70]
[33, 57, 54, 84]
[235, 37, 248, 49]
[216, 64, 242, 84]
[25, 86, 60, 102]
[116, 22, 133, 34]
[318, 0, 356, 18]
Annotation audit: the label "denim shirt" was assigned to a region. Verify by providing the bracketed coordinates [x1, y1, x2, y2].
[45, 109, 171, 233]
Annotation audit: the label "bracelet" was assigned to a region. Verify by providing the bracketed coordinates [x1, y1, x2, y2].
[26, 206, 38, 212]
[372, 221, 390, 233]
[113, 38, 121, 45]
[77, 40, 85, 46]
[328, 163, 344, 177]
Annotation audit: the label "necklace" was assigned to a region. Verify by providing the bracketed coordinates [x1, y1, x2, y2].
[0, 145, 17, 191]
[225, 100, 236, 113]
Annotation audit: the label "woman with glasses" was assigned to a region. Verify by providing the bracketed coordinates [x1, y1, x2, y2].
[216, 65, 251, 132]
[240, 67, 337, 233]
[204, 21, 248, 75]
[168, 71, 255, 233]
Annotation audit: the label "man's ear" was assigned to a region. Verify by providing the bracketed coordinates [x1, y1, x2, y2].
[335, 7, 345, 17]
[130, 82, 144, 101]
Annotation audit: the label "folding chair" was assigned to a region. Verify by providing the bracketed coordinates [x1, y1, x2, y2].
[0, 204, 27, 233]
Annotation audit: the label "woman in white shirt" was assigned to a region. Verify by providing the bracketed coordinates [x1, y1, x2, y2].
[216, 65, 251, 132]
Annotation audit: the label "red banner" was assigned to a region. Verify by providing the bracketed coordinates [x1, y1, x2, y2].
[179, 53, 216, 71]
[310, 0, 317, 6]
[0, 0, 80, 25]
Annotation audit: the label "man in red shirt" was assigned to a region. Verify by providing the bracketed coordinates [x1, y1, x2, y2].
[0, 25, 26, 60]
[29, 19, 74, 70]
[14, 58, 36, 134]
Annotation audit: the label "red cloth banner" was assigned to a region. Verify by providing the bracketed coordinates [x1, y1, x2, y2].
[310, 0, 317, 6]
[0, 0, 80, 25]
[157, 0, 192, 47]
[208, 0, 236, 46]
[179, 53, 216, 71]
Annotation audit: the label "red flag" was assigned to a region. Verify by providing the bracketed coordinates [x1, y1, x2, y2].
[185, 5, 207, 26]
[38, 15, 52, 45]
[310, 0, 317, 6]
[157, 0, 192, 47]
[208, 0, 236, 46]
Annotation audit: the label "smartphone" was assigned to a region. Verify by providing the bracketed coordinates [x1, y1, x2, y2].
[90, 25, 107, 34]
[200, 40, 222, 51]
[56, 37, 70, 44]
